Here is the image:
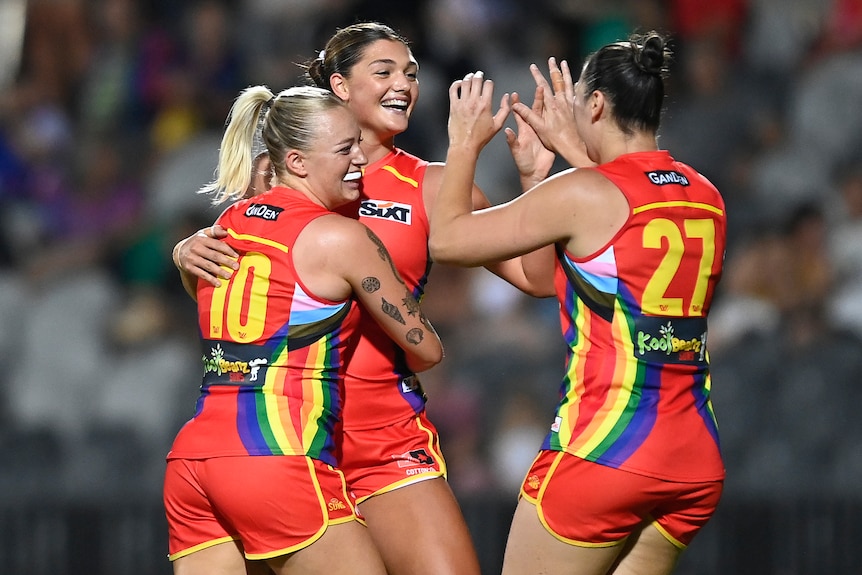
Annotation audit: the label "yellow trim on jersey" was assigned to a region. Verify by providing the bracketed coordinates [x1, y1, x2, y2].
[633, 201, 724, 216]
[382, 165, 419, 188]
[226, 228, 290, 253]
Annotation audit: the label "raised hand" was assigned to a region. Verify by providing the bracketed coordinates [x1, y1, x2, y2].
[505, 90, 556, 190]
[446, 71, 511, 155]
[511, 58, 593, 168]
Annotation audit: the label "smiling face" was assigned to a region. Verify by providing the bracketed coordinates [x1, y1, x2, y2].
[332, 39, 419, 144]
[293, 106, 367, 209]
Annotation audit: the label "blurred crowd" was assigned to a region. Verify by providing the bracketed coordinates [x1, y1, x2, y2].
[0, 0, 861, 505]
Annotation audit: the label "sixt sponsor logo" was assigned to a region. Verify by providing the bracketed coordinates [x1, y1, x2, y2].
[646, 170, 690, 186]
[359, 200, 412, 224]
[245, 203, 283, 221]
[636, 321, 706, 363]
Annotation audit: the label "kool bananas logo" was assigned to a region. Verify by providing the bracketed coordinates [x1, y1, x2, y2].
[636, 322, 706, 363]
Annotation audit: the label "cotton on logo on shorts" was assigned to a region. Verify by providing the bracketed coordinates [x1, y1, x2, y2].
[393, 448, 435, 468]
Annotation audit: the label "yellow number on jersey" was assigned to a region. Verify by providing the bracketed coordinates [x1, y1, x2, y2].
[642, 218, 715, 316]
[209, 252, 271, 341]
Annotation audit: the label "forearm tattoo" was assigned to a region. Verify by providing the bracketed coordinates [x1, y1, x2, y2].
[382, 298, 406, 324]
[365, 230, 431, 343]
[366, 228, 404, 282]
[362, 277, 381, 293]
[402, 291, 432, 332]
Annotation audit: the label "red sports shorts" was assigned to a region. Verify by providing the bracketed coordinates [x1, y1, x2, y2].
[520, 450, 723, 548]
[340, 411, 446, 505]
[164, 455, 357, 561]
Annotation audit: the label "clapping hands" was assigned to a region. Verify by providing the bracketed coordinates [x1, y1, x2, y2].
[511, 58, 593, 169]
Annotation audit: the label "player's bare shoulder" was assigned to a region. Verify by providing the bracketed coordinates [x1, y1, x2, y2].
[298, 213, 367, 253]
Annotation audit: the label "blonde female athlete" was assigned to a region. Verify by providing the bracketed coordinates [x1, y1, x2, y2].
[171, 22, 572, 575]
[163, 85, 442, 574]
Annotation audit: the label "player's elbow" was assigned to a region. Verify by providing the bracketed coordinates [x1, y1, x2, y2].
[427, 232, 453, 264]
[520, 283, 556, 298]
[428, 232, 475, 266]
[406, 343, 444, 373]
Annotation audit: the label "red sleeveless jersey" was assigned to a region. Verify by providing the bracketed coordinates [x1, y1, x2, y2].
[169, 187, 358, 466]
[547, 151, 727, 482]
[336, 149, 432, 430]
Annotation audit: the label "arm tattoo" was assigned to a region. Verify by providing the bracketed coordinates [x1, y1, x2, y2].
[366, 228, 404, 282]
[362, 277, 381, 293]
[402, 292, 421, 317]
[382, 298, 406, 324]
[406, 328, 425, 345]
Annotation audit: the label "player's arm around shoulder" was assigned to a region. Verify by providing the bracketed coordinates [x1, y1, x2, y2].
[295, 214, 443, 373]
[174, 224, 239, 297]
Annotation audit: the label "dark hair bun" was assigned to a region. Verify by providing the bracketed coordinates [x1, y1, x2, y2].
[634, 32, 667, 76]
[306, 58, 328, 89]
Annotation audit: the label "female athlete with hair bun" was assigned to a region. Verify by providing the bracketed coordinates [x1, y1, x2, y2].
[431, 31, 727, 575]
